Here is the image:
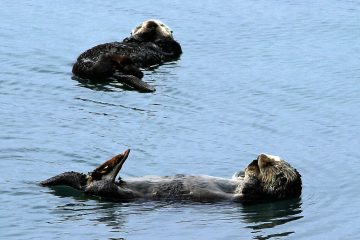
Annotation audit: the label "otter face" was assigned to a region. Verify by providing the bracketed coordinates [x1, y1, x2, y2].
[131, 19, 173, 42]
[239, 153, 302, 202]
[256, 154, 299, 187]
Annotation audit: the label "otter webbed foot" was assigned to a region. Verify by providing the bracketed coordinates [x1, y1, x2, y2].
[109, 56, 155, 92]
[73, 54, 156, 92]
[113, 73, 156, 92]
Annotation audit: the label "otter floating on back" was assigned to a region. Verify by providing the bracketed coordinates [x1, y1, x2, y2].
[72, 20, 182, 92]
[40, 150, 302, 204]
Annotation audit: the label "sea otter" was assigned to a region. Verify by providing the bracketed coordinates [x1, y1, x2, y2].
[40, 150, 302, 204]
[72, 19, 182, 92]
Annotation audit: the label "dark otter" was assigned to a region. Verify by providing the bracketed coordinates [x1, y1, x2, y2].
[72, 20, 182, 92]
[40, 150, 302, 204]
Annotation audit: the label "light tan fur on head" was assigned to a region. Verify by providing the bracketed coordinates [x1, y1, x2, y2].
[244, 160, 260, 178]
[257, 153, 281, 171]
[131, 19, 173, 40]
[235, 153, 302, 202]
[256, 153, 300, 189]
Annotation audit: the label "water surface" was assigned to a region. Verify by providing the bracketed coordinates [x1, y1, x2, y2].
[1, 0, 360, 239]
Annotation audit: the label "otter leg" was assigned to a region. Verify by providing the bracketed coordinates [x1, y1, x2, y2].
[72, 54, 116, 80]
[85, 180, 137, 201]
[113, 74, 156, 92]
[40, 172, 87, 190]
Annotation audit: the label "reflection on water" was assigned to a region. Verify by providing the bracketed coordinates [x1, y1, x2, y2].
[242, 198, 303, 229]
[74, 97, 154, 113]
[73, 76, 147, 93]
[73, 76, 121, 92]
[241, 198, 303, 239]
[71, 58, 173, 93]
[55, 201, 128, 231]
[44, 185, 303, 239]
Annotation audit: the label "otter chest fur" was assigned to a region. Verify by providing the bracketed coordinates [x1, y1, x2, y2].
[72, 20, 182, 92]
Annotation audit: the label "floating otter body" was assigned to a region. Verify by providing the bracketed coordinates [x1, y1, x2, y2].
[72, 20, 182, 92]
[40, 150, 302, 204]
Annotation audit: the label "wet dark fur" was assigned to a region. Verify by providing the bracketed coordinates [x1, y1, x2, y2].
[40, 152, 302, 204]
[72, 20, 182, 92]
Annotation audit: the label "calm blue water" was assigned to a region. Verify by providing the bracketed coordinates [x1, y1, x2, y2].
[1, 0, 360, 239]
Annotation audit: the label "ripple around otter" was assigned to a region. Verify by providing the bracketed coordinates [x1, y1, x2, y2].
[1, 0, 360, 239]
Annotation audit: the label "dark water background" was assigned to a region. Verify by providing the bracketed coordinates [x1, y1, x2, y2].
[1, 0, 360, 239]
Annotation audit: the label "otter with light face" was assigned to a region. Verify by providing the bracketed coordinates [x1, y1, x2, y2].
[40, 150, 302, 204]
[72, 20, 182, 92]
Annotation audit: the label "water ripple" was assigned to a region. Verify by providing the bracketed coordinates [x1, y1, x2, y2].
[1, 0, 360, 239]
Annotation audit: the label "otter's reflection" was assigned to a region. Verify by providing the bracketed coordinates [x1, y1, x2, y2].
[46, 186, 302, 239]
[48, 186, 127, 230]
[240, 198, 303, 239]
[47, 186, 168, 233]
[72, 76, 141, 92]
[72, 62, 178, 93]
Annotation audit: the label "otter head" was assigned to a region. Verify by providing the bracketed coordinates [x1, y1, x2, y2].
[131, 19, 174, 42]
[256, 153, 302, 200]
[236, 154, 302, 203]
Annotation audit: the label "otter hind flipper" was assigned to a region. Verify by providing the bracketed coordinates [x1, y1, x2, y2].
[114, 74, 156, 92]
[89, 149, 131, 182]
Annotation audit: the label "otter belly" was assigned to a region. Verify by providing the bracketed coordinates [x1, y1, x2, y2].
[124, 175, 238, 201]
